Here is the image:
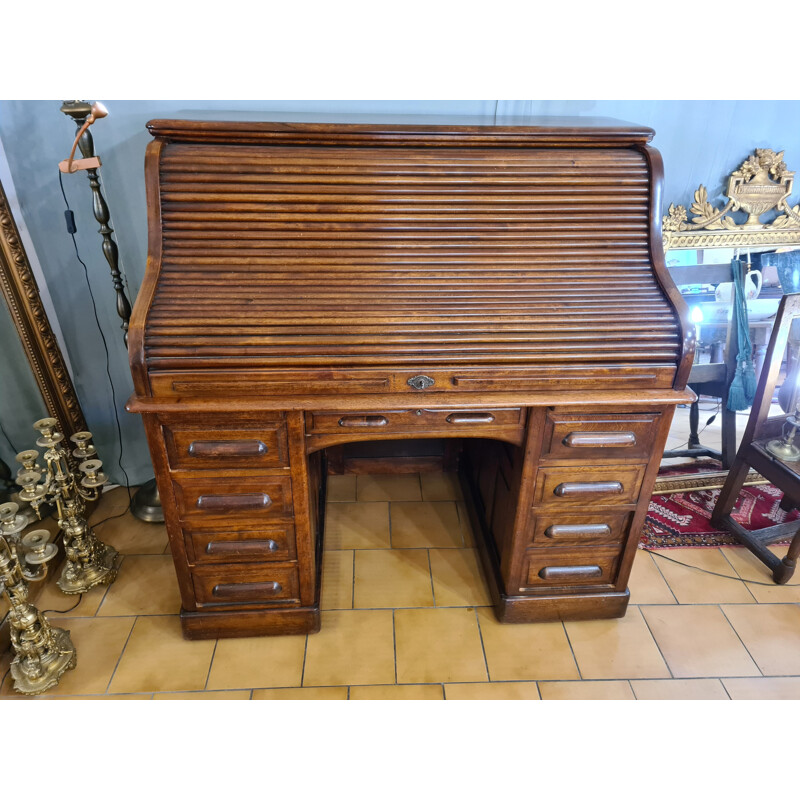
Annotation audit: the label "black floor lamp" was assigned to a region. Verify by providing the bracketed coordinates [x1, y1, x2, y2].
[59, 101, 163, 523]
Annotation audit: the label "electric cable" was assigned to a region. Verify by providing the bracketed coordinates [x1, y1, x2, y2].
[643, 546, 796, 586]
[42, 593, 83, 615]
[57, 170, 133, 519]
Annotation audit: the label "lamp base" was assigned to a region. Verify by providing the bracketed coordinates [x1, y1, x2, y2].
[766, 438, 800, 462]
[10, 626, 77, 695]
[131, 478, 164, 523]
[57, 543, 119, 594]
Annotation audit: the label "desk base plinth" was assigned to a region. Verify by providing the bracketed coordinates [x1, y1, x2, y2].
[180, 605, 321, 640]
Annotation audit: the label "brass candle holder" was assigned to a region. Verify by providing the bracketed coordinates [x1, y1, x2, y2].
[0, 501, 77, 695]
[15, 418, 118, 594]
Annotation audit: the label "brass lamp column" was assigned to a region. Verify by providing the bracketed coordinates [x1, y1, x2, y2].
[15, 418, 118, 594]
[0, 501, 76, 695]
[59, 100, 163, 523]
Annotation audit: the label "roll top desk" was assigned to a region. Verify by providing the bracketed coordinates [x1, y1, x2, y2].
[128, 117, 694, 639]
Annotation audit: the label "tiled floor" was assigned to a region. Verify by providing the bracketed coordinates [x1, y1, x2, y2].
[2, 420, 800, 700]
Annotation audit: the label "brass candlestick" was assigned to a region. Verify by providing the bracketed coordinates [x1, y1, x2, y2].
[15, 418, 118, 594]
[766, 411, 800, 462]
[0, 501, 77, 695]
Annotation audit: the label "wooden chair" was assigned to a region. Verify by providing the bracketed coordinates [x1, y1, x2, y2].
[662, 260, 742, 468]
[711, 292, 800, 583]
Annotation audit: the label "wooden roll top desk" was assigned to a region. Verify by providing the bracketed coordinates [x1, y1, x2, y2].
[127, 116, 694, 639]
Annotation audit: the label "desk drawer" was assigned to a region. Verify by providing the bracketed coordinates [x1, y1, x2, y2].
[184, 525, 295, 565]
[541, 410, 660, 462]
[162, 416, 288, 471]
[173, 474, 292, 525]
[307, 407, 524, 435]
[532, 464, 646, 508]
[528, 510, 633, 548]
[521, 546, 622, 591]
[191, 563, 300, 607]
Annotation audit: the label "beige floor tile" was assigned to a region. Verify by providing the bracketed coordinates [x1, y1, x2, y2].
[565, 607, 670, 680]
[628, 550, 677, 605]
[357, 474, 422, 501]
[395, 607, 487, 684]
[206, 634, 307, 690]
[722, 545, 800, 603]
[445, 682, 540, 700]
[325, 502, 391, 550]
[321, 550, 354, 610]
[51, 693, 153, 700]
[97, 555, 182, 616]
[640, 605, 760, 678]
[95, 512, 169, 556]
[303, 610, 395, 686]
[354, 549, 433, 608]
[539, 680, 635, 700]
[721, 603, 800, 676]
[253, 686, 348, 700]
[631, 678, 729, 700]
[326, 475, 357, 502]
[92, 486, 132, 518]
[350, 684, 444, 700]
[0, 616, 134, 698]
[153, 690, 252, 700]
[391, 501, 465, 548]
[421, 472, 463, 502]
[478, 607, 579, 681]
[430, 548, 491, 607]
[33, 571, 110, 616]
[109, 616, 216, 694]
[723, 677, 800, 700]
[651, 548, 756, 604]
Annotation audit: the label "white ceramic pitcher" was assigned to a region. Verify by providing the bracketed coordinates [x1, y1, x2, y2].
[715, 270, 762, 302]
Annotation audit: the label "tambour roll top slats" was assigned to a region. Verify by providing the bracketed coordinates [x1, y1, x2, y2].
[135, 118, 688, 396]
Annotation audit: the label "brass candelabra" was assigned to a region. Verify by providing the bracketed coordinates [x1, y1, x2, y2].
[15, 418, 118, 594]
[0, 501, 77, 694]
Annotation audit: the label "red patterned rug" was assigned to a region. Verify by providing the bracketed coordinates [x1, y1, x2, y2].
[642, 460, 799, 548]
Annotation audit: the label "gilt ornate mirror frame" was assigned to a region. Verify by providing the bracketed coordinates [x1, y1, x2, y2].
[663, 148, 800, 251]
[0, 178, 86, 438]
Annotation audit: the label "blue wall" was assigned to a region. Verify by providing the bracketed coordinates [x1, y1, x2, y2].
[1, 99, 799, 484]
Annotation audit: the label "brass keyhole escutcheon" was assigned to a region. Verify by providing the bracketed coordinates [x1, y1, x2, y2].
[407, 375, 434, 390]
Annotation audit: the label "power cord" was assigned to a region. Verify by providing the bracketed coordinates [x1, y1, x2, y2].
[58, 170, 133, 518]
[666, 399, 722, 453]
[42, 593, 83, 615]
[643, 546, 796, 587]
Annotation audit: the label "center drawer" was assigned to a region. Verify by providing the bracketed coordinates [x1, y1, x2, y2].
[172, 474, 292, 525]
[307, 407, 525, 435]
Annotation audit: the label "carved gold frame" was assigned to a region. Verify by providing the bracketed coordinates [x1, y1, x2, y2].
[663, 148, 800, 251]
[0, 178, 86, 438]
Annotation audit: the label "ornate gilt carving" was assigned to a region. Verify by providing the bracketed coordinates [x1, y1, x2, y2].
[0, 179, 87, 438]
[663, 149, 800, 250]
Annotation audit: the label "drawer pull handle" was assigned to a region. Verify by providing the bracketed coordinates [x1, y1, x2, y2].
[446, 412, 496, 424]
[538, 565, 603, 581]
[553, 481, 623, 497]
[205, 539, 279, 556]
[188, 439, 268, 458]
[563, 432, 636, 448]
[338, 415, 388, 427]
[196, 492, 272, 512]
[544, 523, 612, 539]
[212, 581, 282, 600]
